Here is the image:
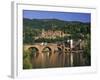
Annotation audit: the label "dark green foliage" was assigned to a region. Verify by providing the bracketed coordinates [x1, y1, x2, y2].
[83, 34, 91, 65]
[23, 18, 90, 44]
[23, 50, 32, 69]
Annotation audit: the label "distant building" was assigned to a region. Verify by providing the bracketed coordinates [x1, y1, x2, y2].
[37, 29, 70, 39]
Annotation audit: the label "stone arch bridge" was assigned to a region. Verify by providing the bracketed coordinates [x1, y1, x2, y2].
[23, 43, 84, 68]
[24, 43, 70, 54]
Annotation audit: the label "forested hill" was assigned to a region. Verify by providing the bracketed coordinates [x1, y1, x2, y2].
[23, 18, 90, 44]
[23, 18, 90, 30]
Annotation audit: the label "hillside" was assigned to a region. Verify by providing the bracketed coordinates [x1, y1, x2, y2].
[23, 18, 90, 44]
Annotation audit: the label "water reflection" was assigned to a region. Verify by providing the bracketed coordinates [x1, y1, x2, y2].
[28, 43, 84, 68]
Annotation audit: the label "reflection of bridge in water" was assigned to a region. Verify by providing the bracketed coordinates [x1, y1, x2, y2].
[24, 42, 85, 68]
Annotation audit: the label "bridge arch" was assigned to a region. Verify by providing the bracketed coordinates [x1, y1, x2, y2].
[57, 47, 62, 55]
[28, 47, 39, 58]
[42, 46, 52, 57]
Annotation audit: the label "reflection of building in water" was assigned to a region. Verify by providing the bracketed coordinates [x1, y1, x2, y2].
[35, 29, 70, 39]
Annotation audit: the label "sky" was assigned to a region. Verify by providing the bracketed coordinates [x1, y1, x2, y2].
[23, 10, 91, 23]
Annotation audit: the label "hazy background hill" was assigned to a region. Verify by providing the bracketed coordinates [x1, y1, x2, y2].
[23, 18, 90, 30]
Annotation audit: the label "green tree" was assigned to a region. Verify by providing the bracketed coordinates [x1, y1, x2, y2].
[23, 50, 32, 69]
[83, 34, 91, 65]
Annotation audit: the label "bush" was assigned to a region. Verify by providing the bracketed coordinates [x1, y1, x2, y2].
[23, 50, 32, 69]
